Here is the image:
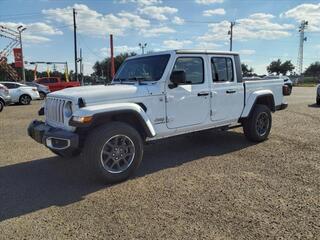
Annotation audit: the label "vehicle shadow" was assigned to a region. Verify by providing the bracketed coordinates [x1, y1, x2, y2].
[308, 103, 320, 108]
[0, 130, 254, 222]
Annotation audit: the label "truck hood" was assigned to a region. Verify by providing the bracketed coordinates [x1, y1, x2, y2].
[48, 84, 150, 105]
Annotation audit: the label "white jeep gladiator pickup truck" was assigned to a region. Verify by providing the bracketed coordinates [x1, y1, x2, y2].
[28, 50, 288, 183]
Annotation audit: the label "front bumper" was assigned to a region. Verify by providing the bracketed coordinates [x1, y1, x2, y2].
[28, 120, 79, 151]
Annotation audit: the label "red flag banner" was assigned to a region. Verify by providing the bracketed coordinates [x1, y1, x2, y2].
[13, 48, 23, 68]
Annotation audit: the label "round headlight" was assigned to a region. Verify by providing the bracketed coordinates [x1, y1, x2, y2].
[64, 101, 73, 118]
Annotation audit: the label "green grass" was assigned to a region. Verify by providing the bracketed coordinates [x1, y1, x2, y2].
[294, 83, 318, 87]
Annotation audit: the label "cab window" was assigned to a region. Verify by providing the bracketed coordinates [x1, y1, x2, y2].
[173, 57, 204, 84]
[211, 57, 234, 82]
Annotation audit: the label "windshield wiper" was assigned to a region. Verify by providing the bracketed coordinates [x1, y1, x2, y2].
[128, 77, 148, 85]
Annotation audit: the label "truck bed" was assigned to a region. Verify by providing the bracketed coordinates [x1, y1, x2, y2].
[244, 79, 284, 111]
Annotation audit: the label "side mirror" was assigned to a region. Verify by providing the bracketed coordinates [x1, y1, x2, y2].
[169, 70, 186, 89]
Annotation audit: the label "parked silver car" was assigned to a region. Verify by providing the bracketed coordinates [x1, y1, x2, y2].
[26, 82, 50, 99]
[0, 83, 11, 112]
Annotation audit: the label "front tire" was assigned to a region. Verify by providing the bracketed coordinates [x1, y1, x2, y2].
[19, 94, 31, 105]
[243, 104, 272, 142]
[39, 91, 46, 100]
[83, 122, 143, 183]
[317, 97, 320, 105]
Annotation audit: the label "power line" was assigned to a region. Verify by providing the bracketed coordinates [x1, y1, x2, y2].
[78, 35, 104, 59]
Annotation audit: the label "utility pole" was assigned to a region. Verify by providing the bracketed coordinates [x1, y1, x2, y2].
[79, 48, 83, 85]
[297, 20, 308, 81]
[139, 43, 147, 54]
[17, 26, 26, 83]
[73, 8, 78, 82]
[228, 21, 236, 52]
[110, 34, 115, 79]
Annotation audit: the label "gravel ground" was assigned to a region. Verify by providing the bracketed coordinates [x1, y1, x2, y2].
[0, 87, 319, 239]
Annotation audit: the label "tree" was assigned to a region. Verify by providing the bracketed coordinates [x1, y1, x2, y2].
[267, 59, 295, 75]
[241, 63, 254, 77]
[92, 52, 137, 81]
[304, 62, 320, 78]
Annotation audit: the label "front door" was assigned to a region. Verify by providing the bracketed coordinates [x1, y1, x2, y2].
[166, 56, 210, 129]
[209, 56, 244, 123]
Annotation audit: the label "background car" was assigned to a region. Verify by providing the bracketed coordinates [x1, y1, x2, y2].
[0, 83, 11, 112]
[26, 82, 50, 99]
[1, 81, 40, 105]
[263, 75, 293, 95]
[34, 77, 80, 92]
[317, 85, 320, 105]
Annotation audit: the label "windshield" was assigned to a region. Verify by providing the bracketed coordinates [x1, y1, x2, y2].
[114, 54, 170, 82]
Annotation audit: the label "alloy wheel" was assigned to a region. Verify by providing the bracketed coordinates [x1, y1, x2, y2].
[100, 135, 135, 174]
[256, 112, 269, 136]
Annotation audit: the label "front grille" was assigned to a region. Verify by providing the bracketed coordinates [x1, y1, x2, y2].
[45, 97, 66, 124]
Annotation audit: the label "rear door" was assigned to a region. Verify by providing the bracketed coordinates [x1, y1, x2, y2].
[209, 55, 244, 123]
[166, 55, 210, 129]
[3, 83, 19, 102]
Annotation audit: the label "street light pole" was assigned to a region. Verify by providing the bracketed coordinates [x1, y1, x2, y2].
[139, 43, 147, 54]
[17, 26, 26, 83]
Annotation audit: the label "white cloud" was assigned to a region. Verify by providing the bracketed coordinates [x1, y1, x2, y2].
[116, 0, 162, 6]
[139, 6, 178, 21]
[42, 4, 150, 36]
[140, 26, 175, 37]
[238, 49, 256, 55]
[172, 16, 185, 25]
[163, 40, 192, 49]
[281, 3, 320, 32]
[195, 0, 224, 5]
[203, 8, 226, 16]
[24, 35, 51, 44]
[0, 21, 62, 44]
[101, 45, 140, 56]
[195, 42, 221, 49]
[198, 13, 294, 43]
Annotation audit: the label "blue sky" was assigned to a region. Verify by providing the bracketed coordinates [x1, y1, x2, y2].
[0, 0, 320, 75]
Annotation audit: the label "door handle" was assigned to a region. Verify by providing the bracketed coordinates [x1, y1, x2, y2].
[197, 92, 209, 96]
[226, 90, 236, 94]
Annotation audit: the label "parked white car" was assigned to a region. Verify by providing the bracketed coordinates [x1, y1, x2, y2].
[1, 81, 40, 105]
[0, 83, 11, 112]
[28, 50, 288, 183]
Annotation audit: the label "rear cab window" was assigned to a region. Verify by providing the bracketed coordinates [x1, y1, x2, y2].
[211, 57, 234, 82]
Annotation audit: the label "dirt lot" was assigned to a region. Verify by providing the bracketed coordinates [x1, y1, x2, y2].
[0, 87, 319, 239]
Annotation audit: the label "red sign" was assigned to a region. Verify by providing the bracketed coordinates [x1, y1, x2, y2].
[13, 48, 23, 68]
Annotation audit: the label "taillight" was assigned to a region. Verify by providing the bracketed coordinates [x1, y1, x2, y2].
[283, 85, 290, 96]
